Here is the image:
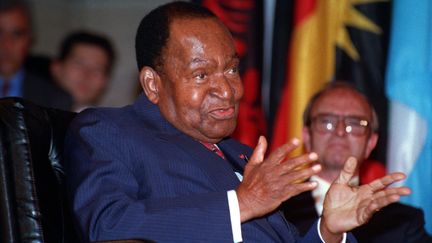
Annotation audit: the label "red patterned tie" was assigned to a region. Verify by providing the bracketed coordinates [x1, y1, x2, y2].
[200, 142, 226, 160]
[200, 141, 245, 174]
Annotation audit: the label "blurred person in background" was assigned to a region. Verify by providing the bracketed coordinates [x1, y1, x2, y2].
[51, 30, 115, 112]
[281, 82, 432, 243]
[0, 0, 71, 110]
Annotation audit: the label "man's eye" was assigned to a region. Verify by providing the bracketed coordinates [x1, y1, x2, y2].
[195, 73, 207, 80]
[319, 117, 334, 124]
[228, 66, 238, 74]
[346, 118, 361, 126]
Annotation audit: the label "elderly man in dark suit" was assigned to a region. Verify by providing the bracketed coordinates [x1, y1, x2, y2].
[65, 2, 411, 242]
[281, 82, 432, 243]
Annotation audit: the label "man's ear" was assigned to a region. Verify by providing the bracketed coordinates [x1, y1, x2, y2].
[364, 132, 378, 158]
[302, 127, 312, 152]
[139, 66, 160, 104]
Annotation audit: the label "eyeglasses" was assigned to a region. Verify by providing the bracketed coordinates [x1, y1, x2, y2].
[310, 114, 370, 136]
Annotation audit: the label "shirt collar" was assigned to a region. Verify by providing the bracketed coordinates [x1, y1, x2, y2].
[0, 69, 25, 97]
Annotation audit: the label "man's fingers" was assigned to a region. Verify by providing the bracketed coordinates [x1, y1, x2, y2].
[284, 163, 322, 184]
[366, 186, 411, 216]
[281, 152, 318, 171]
[367, 172, 407, 192]
[334, 157, 357, 185]
[264, 138, 301, 165]
[280, 181, 318, 201]
[369, 193, 402, 213]
[373, 186, 411, 199]
[249, 136, 268, 165]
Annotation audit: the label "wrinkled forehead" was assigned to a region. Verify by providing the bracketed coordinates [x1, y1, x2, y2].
[311, 88, 372, 118]
[161, 17, 237, 69]
[168, 18, 234, 51]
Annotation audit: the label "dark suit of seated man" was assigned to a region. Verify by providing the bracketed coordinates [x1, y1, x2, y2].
[64, 2, 411, 242]
[280, 82, 432, 243]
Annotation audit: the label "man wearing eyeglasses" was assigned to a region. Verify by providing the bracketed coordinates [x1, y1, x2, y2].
[280, 82, 432, 243]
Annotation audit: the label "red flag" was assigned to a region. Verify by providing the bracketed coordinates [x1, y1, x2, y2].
[199, 0, 266, 147]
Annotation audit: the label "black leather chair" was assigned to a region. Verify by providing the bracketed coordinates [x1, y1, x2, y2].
[0, 98, 150, 243]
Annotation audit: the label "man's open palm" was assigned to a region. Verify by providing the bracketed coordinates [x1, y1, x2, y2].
[322, 157, 411, 234]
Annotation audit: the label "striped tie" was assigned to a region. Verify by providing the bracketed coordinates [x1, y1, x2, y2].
[200, 142, 226, 160]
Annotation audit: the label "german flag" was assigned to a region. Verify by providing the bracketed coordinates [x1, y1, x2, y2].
[271, 0, 390, 159]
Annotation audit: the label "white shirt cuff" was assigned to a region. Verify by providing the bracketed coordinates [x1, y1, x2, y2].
[227, 190, 243, 242]
[317, 217, 347, 243]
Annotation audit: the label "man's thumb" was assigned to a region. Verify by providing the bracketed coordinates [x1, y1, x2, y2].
[249, 136, 267, 165]
[335, 156, 358, 185]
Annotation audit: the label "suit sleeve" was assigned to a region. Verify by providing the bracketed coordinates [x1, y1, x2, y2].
[404, 208, 432, 243]
[64, 110, 234, 242]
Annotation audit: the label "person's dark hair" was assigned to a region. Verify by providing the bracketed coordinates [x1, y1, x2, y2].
[0, 0, 30, 15]
[303, 81, 379, 132]
[58, 30, 116, 73]
[135, 1, 216, 72]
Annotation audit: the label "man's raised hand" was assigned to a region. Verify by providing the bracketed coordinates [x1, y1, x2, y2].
[237, 136, 321, 222]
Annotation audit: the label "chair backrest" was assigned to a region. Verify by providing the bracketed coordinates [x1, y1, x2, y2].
[0, 97, 78, 243]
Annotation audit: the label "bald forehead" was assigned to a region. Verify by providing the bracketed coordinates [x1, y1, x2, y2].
[321, 87, 368, 102]
[311, 87, 372, 118]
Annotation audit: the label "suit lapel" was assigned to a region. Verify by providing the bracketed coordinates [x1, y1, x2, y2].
[218, 139, 249, 174]
[165, 133, 241, 191]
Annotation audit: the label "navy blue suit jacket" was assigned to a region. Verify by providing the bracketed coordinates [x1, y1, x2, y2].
[65, 94, 356, 242]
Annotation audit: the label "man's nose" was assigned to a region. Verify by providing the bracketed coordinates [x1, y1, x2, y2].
[211, 74, 234, 99]
[334, 119, 347, 137]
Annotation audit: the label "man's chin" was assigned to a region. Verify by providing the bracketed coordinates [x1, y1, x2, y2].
[324, 157, 348, 169]
[200, 126, 235, 142]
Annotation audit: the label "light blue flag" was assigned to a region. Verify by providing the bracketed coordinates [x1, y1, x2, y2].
[386, 0, 432, 234]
